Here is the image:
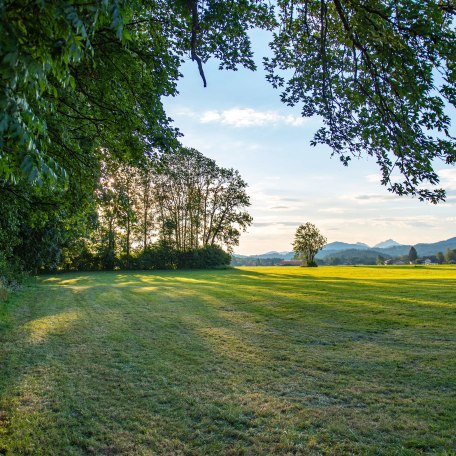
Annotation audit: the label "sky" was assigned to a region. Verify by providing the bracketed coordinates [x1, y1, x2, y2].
[163, 31, 456, 256]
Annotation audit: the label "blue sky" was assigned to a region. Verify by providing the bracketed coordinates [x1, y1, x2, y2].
[163, 31, 456, 255]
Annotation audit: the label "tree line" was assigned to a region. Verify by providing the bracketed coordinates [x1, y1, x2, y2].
[0, 148, 251, 286]
[1, 1, 455, 287]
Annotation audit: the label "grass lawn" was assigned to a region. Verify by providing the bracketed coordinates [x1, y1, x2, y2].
[0, 266, 455, 455]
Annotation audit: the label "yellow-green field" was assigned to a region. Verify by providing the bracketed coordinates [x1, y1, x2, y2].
[1, 266, 455, 455]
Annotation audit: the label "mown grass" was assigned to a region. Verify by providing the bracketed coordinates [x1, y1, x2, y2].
[0, 266, 455, 455]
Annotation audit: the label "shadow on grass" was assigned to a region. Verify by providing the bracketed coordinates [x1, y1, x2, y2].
[1, 267, 455, 454]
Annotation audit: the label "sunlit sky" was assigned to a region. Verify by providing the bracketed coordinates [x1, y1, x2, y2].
[163, 31, 456, 255]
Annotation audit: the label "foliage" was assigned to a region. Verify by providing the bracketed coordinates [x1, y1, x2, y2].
[231, 256, 284, 266]
[64, 243, 231, 271]
[0, 187, 22, 286]
[176, 245, 231, 269]
[154, 148, 252, 253]
[0, 0, 131, 184]
[293, 222, 327, 267]
[0, 179, 96, 276]
[0, 0, 273, 185]
[408, 246, 418, 263]
[266, 0, 456, 202]
[437, 251, 445, 264]
[445, 248, 456, 264]
[376, 255, 386, 265]
[2, 1, 455, 201]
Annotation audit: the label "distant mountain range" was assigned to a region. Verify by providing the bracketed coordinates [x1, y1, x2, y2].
[234, 237, 456, 261]
[373, 239, 402, 249]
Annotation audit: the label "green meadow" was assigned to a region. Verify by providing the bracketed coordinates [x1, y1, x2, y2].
[0, 266, 455, 455]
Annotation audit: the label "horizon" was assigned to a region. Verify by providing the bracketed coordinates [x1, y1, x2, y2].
[233, 235, 456, 257]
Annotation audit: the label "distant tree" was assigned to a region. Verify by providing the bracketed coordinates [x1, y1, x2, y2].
[437, 251, 445, 264]
[293, 223, 327, 267]
[445, 248, 456, 264]
[328, 257, 342, 266]
[408, 247, 418, 264]
[376, 255, 386, 265]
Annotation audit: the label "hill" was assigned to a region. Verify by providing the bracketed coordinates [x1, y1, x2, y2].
[317, 248, 392, 264]
[414, 237, 456, 256]
[234, 236, 456, 265]
[374, 239, 402, 249]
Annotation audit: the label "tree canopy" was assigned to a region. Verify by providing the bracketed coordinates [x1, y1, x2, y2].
[1, 0, 455, 201]
[408, 246, 418, 263]
[293, 222, 327, 267]
[266, 0, 456, 202]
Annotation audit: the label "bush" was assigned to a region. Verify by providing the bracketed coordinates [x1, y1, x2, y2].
[36, 240, 232, 272]
[0, 252, 26, 295]
[133, 244, 230, 270]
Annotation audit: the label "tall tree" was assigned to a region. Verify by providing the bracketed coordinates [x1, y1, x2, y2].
[153, 148, 252, 252]
[133, 166, 157, 252]
[408, 246, 418, 264]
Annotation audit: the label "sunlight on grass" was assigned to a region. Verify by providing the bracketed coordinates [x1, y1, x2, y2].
[21, 310, 81, 344]
[1, 266, 455, 454]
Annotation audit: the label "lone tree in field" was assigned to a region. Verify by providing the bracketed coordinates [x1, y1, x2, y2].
[408, 246, 418, 264]
[293, 223, 327, 267]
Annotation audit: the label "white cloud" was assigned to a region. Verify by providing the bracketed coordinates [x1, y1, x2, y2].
[439, 168, 456, 190]
[318, 207, 347, 214]
[200, 108, 307, 128]
[365, 173, 381, 183]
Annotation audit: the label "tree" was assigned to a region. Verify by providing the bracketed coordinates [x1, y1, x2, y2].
[408, 246, 418, 264]
[437, 251, 445, 264]
[266, 0, 456, 202]
[445, 248, 456, 264]
[1, 1, 455, 201]
[153, 148, 252, 253]
[0, 1, 271, 186]
[293, 223, 327, 267]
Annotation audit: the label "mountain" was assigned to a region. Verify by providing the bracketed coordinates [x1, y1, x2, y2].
[317, 242, 370, 259]
[375, 237, 456, 257]
[261, 251, 292, 257]
[374, 239, 402, 249]
[414, 237, 456, 256]
[232, 251, 293, 260]
[320, 248, 392, 263]
[322, 241, 370, 252]
[376, 244, 411, 257]
[233, 237, 456, 263]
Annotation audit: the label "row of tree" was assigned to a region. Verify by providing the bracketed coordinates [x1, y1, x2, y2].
[404, 247, 456, 265]
[1, 1, 456, 286]
[0, 148, 251, 284]
[84, 147, 251, 270]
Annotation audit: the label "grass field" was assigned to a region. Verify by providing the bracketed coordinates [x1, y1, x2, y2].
[0, 266, 455, 455]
